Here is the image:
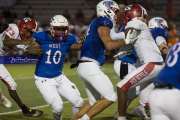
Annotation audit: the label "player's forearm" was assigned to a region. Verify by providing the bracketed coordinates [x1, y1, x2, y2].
[25, 48, 41, 55]
[105, 40, 126, 51]
[70, 43, 82, 50]
[159, 43, 168, 60]
[98, 26, 126, 50]
[159, 43, 168, 53]
[25, 41, 41, 55]
[4, 35, 32, 47]
[4, 36, 22, 47]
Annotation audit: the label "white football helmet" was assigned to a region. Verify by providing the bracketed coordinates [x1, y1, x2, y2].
[96, 0, 119, 20]
[50, 15, 69, 40]
[148, 17, 168, 29]
[50, 15, 69, 27]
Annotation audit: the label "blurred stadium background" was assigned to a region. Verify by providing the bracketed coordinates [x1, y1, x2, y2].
[0, 0, 180, 120]
[0, 0, 180, 47]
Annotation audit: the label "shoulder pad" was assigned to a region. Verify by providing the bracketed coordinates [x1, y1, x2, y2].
[5, 24, 19, 39]
[125, 19, 148, 31]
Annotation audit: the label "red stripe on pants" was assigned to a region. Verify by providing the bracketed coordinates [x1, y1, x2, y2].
[121, 63, 155, 92]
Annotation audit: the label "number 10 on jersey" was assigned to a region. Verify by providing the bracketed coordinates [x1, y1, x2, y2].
[45, 50, 61, 64]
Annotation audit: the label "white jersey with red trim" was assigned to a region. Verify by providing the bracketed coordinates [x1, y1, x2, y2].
[4, 24, 20, 39]
[0, 24, 20, 55]
[125, 19, 163, 64]
[0, 33, 5, 55]
[134, 29, 163, 63]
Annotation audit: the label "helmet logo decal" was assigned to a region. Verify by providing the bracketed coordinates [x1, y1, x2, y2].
[23, 17, 32, 23]
[103, 1, 114, 9]
[155, 19, 163, 25]
[124, 5, 132, 11]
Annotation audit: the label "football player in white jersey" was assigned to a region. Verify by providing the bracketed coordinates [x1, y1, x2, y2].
[111, 7, 169, 119]
[136, 17, 169, 119]
[0, 17, 43, 117]
[0, 19, 12, 108]
[116, 4, 164, 120]
[112, 17, 169, 119]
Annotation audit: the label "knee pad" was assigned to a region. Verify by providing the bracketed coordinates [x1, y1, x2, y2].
[51, 99, 63, 113]
[104, 91, 117, 102]
[73, 97, 84, 108]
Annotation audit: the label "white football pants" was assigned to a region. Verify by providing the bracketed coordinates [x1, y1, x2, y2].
[77, 61, 117, 105]
[35, 74, 83, 113]
[0, 64, 17, 90]
[149, 88, 180, 120]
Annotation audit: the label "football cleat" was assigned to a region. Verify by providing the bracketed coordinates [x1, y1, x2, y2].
[22, 105, 43, 117]
[128, 105, 150, 120]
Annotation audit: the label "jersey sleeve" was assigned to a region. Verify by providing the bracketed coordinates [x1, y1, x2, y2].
[4, 24, 19, 39]
[155, 36, 167, 46]
[125, 19, 148, 30]
[119, 24, 125, 32]
[150, 28, 168, 41]
[67, 34, 78, 46]
[97, 17, 113, 29]
[32, 32, 45, 44]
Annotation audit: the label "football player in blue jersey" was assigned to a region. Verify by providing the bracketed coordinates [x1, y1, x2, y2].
[73, 0, 126, 120]
[31, 15, 84, 120]
[148, 17, 169, 60]
[149, 42, 180, 120]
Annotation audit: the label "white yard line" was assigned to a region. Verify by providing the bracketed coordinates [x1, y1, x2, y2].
[0, 98, 87, 115]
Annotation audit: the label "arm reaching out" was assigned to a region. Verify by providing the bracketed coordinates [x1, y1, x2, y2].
[3, 35, 41, 55]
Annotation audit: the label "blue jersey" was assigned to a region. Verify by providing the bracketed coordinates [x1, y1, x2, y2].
[33, 31, 76, 78]
[118, 49, 137, 64]
[155, 42, 180, 89]
[150, 27, 168, 43]
[80, 16, 113, 65]
[117, 24, 137, 64]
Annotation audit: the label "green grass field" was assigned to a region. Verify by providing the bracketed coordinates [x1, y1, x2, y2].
[0, 63, 140, 120]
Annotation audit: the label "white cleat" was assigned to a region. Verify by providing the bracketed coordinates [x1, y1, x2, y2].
[0, 94, 12, 108]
